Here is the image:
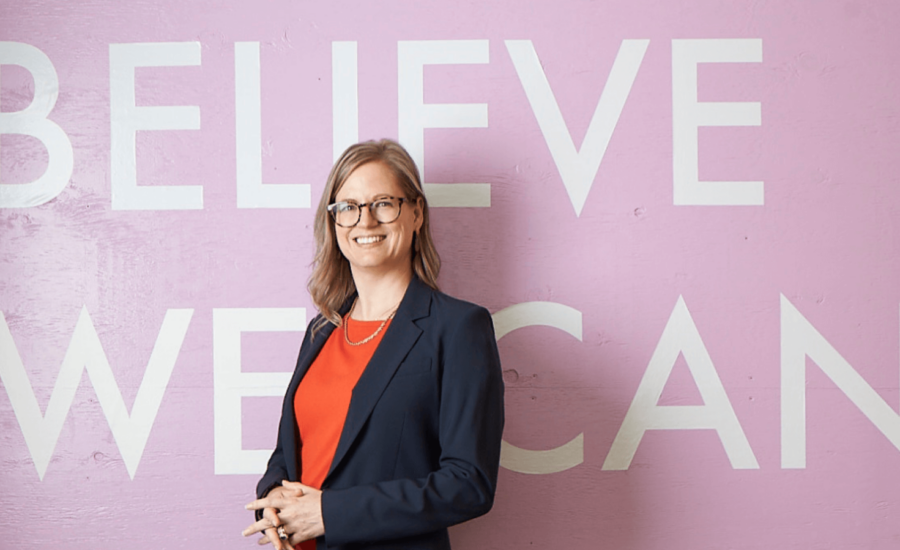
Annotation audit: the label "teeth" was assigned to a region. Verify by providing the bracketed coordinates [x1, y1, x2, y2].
[355, 235, 384, 245]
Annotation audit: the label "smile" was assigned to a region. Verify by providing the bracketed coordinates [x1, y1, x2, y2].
[354, 235, 386, 245]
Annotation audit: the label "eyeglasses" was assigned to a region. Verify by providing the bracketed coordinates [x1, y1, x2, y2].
[326, 196, 409, 228]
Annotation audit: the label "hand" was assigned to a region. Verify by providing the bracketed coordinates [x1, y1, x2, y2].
[245, 480, 325, 545]
[243, 485, 302, 550]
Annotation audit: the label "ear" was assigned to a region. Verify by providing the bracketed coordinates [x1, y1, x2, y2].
[413, 197, 425, 231]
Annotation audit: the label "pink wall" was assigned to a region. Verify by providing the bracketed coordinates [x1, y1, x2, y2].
[3, 0, 900, 547]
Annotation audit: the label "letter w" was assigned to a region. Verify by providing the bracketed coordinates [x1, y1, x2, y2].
[0, 307, 192, 480]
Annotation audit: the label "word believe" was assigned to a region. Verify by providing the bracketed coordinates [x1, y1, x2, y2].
[0, 38, 762, 213]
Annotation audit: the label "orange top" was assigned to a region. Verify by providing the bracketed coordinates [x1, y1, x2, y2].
[293, 316, 391, 549]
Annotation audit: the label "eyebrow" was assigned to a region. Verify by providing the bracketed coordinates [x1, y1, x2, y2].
[335, 194, 394, 203]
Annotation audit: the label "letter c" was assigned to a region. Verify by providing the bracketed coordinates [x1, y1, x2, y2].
[493, 301, 584, 474]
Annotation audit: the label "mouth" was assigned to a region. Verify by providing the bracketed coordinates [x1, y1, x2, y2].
[354, 235, 386, 245]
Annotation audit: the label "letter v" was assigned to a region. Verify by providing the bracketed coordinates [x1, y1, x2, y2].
[0, 307, 192, 479]
[505, 39, 648, 216]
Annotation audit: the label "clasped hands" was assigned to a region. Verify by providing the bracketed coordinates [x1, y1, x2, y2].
[243, 480, 325, 549]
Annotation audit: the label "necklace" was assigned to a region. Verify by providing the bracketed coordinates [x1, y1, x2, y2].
[343, 299, 397, 346]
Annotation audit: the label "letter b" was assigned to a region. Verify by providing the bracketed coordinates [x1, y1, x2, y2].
[0, 42, 73, 208]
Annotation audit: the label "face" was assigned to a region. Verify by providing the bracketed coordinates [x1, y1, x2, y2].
[332, 161, 423, 278]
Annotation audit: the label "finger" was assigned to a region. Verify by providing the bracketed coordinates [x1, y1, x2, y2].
[280, 480, 305, 495]
[263, 507, 284, 543]
[280, 527, 293, 550]
[264, 512, 282, 550]
[243, 513, 281, 538]
[262, 507, 281, 524]
[246, 498, 274, 511]
[246, 499, 264, 511]
[251, 494, 301, 510]
[242, 519, 268, 537]
[282, 480, 315, 492]
[270, 527, 288, 550]
[267, 526, 293, 550]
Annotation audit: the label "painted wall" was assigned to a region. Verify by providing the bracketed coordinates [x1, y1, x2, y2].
[2, 0, 900, 548]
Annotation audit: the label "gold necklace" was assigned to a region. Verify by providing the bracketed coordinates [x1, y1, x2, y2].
[343, 299, 397, 346]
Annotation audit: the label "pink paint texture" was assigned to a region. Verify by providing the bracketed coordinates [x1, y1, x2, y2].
[3, 0, 900, 548]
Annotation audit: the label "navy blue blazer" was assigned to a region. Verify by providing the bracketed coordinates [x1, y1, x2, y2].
[256, 277, 505, 549]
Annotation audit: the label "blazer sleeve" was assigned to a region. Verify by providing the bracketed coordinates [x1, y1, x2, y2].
[253, 417, 290, 520]
[253, 318, 317, 519]
[320, 305, 505, 546]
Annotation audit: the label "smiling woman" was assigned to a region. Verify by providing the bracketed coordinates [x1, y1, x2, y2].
[331, 162, 422, 284]
[242, 139, 505, 550]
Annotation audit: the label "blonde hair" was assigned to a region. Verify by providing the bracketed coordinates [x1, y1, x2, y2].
[308, 139, 441, 335]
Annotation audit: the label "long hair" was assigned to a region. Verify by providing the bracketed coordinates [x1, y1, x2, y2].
[308, 139, 441, 335]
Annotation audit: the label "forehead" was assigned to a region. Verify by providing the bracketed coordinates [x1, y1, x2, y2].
[335, 161, 403, 201]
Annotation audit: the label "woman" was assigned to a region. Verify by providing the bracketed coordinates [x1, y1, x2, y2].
[242, 139, 504, 550]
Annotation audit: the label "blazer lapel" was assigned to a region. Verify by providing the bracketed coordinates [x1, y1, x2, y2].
[325, 278, 433, 481]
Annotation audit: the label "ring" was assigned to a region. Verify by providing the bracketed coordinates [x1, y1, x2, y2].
[277, 525, 288, 541]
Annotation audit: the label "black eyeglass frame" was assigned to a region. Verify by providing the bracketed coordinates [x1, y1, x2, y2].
[326, 196, 410, 228]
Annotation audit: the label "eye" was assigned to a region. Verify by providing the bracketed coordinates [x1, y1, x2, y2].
[335, 202, 358, 214]
[373, 199, 394, 208]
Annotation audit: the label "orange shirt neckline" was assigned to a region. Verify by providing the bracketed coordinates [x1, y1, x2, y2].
[293, 318, 392, 490]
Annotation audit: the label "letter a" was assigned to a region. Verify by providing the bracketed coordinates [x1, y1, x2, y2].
[603, 296, 758, 470]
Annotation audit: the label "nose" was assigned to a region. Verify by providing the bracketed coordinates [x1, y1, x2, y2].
[358, 204, 378, 227]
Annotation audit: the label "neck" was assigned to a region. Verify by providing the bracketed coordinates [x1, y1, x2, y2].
[350, 266, 413, 320]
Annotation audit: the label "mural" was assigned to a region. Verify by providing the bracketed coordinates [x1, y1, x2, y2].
[2, 0, 900, 548]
